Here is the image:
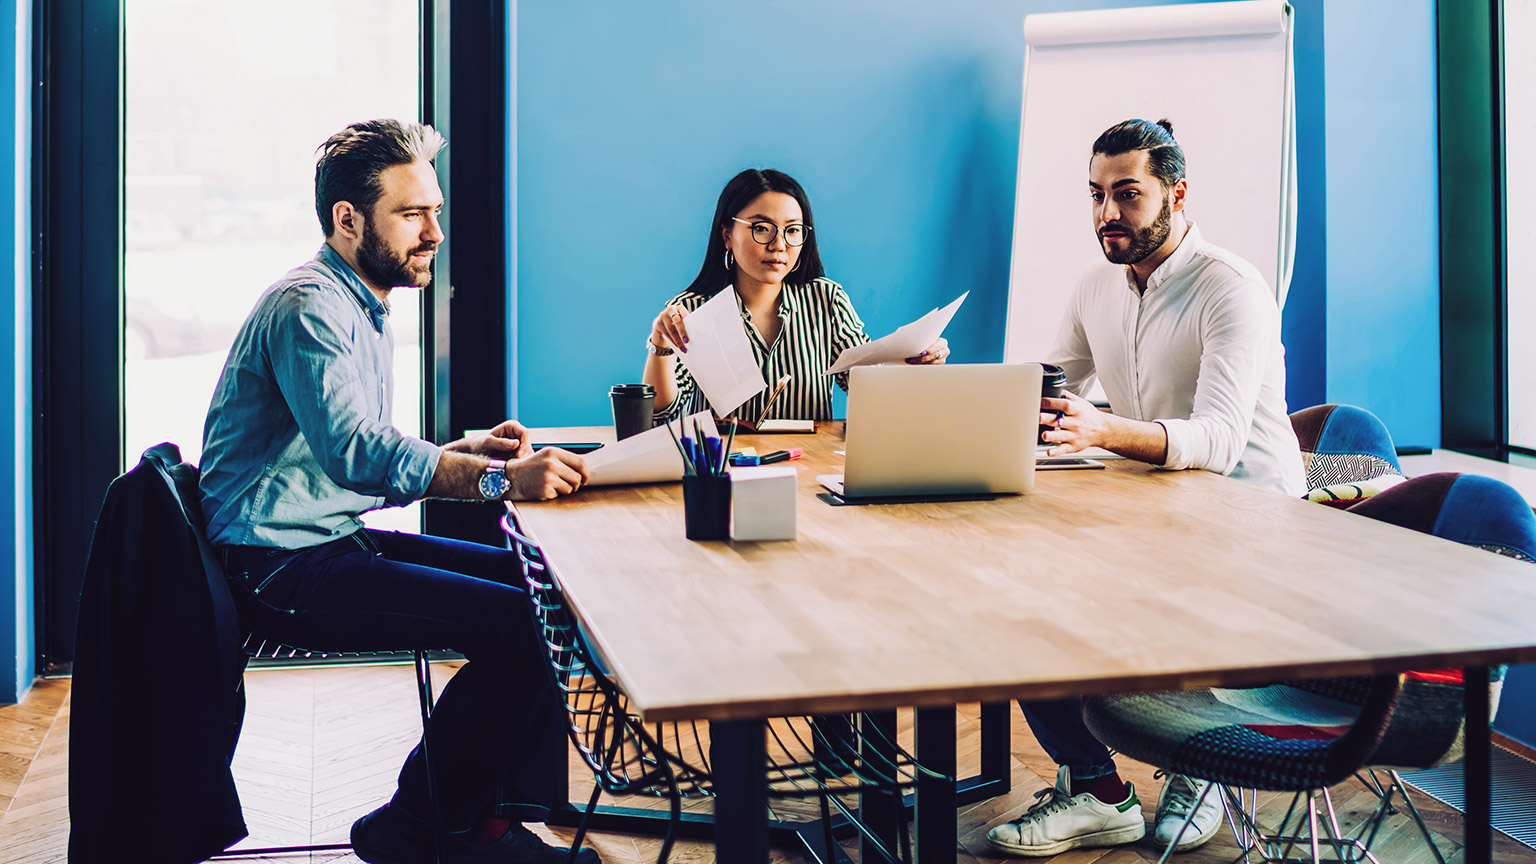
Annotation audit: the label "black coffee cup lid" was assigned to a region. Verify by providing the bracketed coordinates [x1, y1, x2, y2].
[610, 383, 656, 396]
[1037, 363, 1067, 383]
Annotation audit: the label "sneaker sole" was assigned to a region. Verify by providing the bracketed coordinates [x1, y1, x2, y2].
[1157, 814, 1222, 853]
[989, 823, 1147, 857]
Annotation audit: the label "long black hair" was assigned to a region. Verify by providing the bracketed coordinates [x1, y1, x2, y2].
[683, 168, 827, 298]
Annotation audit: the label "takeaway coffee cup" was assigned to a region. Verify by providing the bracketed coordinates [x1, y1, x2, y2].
[1037, 364, 1067, 444]
[610, 384, 656, 440]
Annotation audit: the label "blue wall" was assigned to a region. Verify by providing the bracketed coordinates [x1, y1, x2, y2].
[1322, 1, 1441, 447]
[2, 0, 34, 704]
[515, 0, 1340, 425]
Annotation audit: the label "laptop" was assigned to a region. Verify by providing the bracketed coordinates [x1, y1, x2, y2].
[817, 363, 1042, 503]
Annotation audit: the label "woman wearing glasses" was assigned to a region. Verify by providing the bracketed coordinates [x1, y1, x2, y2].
[644, 168, 949, 426]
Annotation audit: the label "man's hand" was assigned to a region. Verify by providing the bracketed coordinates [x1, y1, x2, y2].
[444, 419, 533, 459]
[504, 448, 591, 501]
[1040, 390, 1169, 464]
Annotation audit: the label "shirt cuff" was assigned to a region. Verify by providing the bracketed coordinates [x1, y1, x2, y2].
[386, 437, 443, 506]
[1156, 418, 1193, 470]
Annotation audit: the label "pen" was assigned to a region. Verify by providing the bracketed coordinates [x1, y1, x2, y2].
[664, 416, 695, 475]
[754, 374, 793, 428]
[722, 418, 738, 473]
[703, 436, 723, 476]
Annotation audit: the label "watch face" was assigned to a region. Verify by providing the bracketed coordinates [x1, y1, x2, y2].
[479, 469, 510, 499]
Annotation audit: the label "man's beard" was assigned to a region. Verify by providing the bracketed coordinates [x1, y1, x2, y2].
[355, 222, 435, 290]
[1099, 193, 1172, 265]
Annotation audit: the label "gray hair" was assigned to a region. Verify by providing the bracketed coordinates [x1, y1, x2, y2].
[314, 119, 446, 236]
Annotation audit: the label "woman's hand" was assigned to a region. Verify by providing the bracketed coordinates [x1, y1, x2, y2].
[905, 337, 949, 365]
[650, 305, 691, 354]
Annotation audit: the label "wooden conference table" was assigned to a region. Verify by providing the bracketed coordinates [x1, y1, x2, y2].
[510, 424, 1536, 863]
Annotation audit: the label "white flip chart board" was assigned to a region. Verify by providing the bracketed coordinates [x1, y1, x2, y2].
[1004, 0, 1294, 364]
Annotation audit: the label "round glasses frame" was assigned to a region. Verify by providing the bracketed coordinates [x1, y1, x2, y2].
[730, 216, 811, 248]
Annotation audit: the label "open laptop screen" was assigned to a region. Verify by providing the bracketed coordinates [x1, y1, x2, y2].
[822, 363, 1042, 499]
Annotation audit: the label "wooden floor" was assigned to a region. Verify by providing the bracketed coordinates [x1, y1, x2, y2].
[1, 663, 1532, 863]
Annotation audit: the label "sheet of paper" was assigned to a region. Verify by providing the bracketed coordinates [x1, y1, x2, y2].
[1036, 444, 1124, 461]
[676, 289, 767, 415]
[583, 412, 719, 486]
[824, 291, 968, 375]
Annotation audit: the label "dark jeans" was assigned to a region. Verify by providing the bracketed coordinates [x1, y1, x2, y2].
[221, 529, 563, 832]
[1018, 697, 1117, 781]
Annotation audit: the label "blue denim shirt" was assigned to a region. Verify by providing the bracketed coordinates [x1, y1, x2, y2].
[199, 244, 442, 549]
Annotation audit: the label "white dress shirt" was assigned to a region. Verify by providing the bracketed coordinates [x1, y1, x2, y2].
[1048, 221, 1305, 497]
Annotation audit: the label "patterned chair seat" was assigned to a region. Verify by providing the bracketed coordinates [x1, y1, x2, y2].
[1084, 676, 1401, 793]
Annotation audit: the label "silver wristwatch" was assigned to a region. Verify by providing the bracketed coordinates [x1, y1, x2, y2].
[478, 460, 510, 500]
[647, 337, 675, 356]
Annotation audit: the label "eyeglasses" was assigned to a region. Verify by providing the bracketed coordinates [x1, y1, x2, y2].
[730, 217, 811, 247]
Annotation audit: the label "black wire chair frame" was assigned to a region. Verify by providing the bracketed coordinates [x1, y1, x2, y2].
[209, 636, 443, 862]
[149, 444, 446, 862]
[503, 515, 947, 864]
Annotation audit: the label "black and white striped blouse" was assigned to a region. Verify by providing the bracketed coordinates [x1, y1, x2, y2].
[655, 277, 871, 424]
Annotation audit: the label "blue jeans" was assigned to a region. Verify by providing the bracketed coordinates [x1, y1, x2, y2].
[221, 529, 563, 832]
[1017, 697, 1117, 781]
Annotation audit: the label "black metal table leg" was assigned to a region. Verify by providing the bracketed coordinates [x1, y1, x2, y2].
[1464, 666, 1491, 864]
[980, 701, 1011, 791]
[712, 717, 770, 864]
[861, 709, 903, 860]
[916, 706, 957, 862]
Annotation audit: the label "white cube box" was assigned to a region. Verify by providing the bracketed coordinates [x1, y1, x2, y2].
[728, 465, 798, 541]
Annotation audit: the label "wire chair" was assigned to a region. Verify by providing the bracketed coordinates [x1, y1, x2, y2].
[210, 638, 443, 861]
[502, 515, 947, 864]
[146, 447, 445, 862]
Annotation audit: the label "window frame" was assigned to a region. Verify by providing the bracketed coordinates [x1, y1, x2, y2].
[1438, 0, 1512, 460]
[32, 0, 510, 670]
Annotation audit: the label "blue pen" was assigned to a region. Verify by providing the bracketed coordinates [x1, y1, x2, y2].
[679, 436, 696, 475]
[703, 437, 723, 475]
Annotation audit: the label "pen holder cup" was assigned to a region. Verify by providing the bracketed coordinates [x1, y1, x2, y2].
[682, 474, 732, 541]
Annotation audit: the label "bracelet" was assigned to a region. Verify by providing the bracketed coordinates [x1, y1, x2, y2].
[647, 338, 675, 357]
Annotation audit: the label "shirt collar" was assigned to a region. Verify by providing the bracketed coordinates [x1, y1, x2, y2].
[317, 242, 390, 328]
[1129, 219, 1203, 295]
[728, 283, 800, 320]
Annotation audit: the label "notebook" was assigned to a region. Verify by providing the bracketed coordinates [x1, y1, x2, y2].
[817, 363, 1042, 503]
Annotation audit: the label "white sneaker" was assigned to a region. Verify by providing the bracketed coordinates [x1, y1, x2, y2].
[987, 766, 1145, 857]
[1152, 771, 1224, 852]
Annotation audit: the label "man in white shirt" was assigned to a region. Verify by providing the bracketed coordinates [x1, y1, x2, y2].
[988, 119, 1303, 858]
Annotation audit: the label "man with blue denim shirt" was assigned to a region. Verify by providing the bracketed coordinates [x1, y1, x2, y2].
[200, 120, 599, 864]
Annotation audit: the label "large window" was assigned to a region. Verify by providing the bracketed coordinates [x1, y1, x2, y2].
[123, 0, 424, 530]
[1508, 0, 1535, 454]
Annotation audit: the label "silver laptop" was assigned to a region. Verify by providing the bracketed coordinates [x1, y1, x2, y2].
[818, 363, 1042, 500]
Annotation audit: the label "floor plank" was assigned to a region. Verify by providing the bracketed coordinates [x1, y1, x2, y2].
[0, 665, 1530, 864]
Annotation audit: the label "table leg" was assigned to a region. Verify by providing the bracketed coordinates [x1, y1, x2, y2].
[712, 717, 770, 864]
[860, 710, 903, 859]
[980, 701, 1011, 790]
[1464, 666, 1491, 864]
[915, 706, 957, 861]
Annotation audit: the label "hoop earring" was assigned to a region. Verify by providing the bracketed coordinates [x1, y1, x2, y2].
[724, 249, 735, 270]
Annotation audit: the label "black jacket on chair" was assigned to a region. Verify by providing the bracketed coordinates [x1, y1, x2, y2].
[69, 443, 248, 864]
